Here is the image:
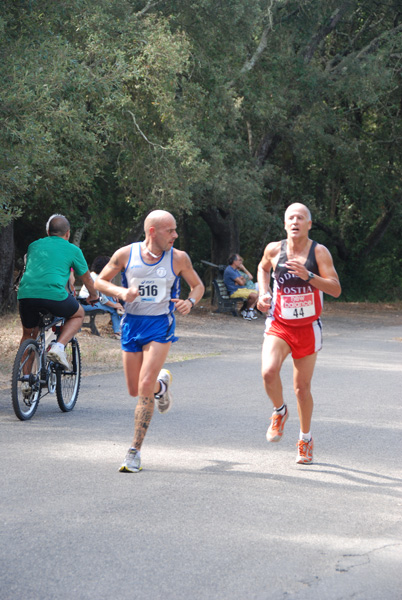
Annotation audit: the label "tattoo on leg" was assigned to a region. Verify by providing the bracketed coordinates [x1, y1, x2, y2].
[133, 395, 155, 449]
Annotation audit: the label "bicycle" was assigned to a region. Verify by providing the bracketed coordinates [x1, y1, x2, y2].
[11, 311, 81, 421]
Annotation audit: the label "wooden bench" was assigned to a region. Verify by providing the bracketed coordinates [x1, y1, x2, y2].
[212, 279, 245, 317]
[78, 299, 109, 336]
[81, 308, 109, 336]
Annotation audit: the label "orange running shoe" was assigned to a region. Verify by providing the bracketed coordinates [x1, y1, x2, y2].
[296, 438, 314, 464]
[266, 407, 288, 442]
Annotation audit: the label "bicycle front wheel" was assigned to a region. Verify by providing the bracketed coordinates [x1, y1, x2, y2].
[11, 339, 42, 421]
[56, 338, 81, 412]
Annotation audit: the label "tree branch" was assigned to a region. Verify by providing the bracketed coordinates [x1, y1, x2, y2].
[361, 204, 396, 258]
[227, 2, 300, 86]
[72, 222, 88, 247]
[253, 4, 353, 166]
[325, 13, 373, 71]
[355, 23, 402, 60]
[303, 1, 354, 64]
[330, 23, 402, 73]
[136, 1, 162, 17]
[313, 220, 349, 261]
[255, 132, 281, 166]
[240, 25, 271, 76]
[124, 218, 146, 245]
[127, 110, 168, 150]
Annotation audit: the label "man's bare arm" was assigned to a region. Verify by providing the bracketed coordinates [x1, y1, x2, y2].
[238, 264, 253, 279]
[257, 242, 278, 293]
[172, 251, 205, 315]
[79, 270, 99, 303]
[234, 275, 247, 286]
[286, 244, 341, 298]
[95, 247, 139, 304]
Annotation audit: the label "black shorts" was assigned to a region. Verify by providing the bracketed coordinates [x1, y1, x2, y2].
[19, 295, 81, 329]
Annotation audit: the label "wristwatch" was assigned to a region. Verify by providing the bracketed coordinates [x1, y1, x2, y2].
[306, 271, 315, 282]
[187, 298, 196, 309]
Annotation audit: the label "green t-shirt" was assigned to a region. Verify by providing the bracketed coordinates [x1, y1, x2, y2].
[17, 236, 88, 301]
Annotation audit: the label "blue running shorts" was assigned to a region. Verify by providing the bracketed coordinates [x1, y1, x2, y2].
[121, 312, 178, 353]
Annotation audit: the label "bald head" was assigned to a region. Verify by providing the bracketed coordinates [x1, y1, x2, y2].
[46, 214, 70, 236]
[284, 203, 311, 222]
[144, 210, 175, 234]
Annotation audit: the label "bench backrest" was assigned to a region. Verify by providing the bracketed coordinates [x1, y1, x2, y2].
[213, 278, 230, 299]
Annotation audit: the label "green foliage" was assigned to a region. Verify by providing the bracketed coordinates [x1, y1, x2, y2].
[1, 0, 402, 302]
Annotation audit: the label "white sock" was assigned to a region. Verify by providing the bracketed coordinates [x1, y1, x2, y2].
[275, 404, 286, 416]
[155, 380, 167, 397]
[53, 342, 65, 351]
[300, 431, 311, 442]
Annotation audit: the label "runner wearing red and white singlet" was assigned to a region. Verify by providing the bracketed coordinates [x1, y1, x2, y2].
[271, 239, 322, 327]
[257, 203, 341, 464]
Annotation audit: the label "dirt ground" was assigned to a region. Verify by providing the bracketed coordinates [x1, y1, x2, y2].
[1, 300, 401, 390]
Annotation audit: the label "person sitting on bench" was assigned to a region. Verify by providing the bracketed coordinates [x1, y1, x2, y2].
[224, 254, 258, 320]
[79, 256, 123, 337]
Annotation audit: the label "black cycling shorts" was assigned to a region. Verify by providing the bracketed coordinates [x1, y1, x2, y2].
[19, 295, 81, 329]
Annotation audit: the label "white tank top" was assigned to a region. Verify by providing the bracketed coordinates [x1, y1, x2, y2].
[122, 243, 180, 316]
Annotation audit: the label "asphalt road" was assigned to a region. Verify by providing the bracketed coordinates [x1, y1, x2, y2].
[1, 313, 401, 600]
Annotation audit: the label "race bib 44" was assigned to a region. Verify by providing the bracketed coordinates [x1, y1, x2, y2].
[280, 293, 315, 320]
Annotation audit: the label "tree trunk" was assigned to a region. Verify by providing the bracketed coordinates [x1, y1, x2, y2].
[123, 220, 145, 246]
[177, 213, 190, 253]
[0, 222, 16, 314]
[199, 206, 239, 265]
[360, 204, 396, 259]
[72, 224, 88, 247]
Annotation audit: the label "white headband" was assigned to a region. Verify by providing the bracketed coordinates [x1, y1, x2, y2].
[46, 213, 65, 234]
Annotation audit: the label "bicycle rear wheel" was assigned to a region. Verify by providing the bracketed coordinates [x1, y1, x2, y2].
[11, 339, 42, 421]
[56, 338, 81, 412]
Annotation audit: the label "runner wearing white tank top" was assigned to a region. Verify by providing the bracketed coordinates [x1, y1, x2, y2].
[122, 242, 180, 316]
[94, 210, 205, 473]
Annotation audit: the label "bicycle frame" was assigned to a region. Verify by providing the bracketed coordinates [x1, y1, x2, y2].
[38, 314, 65, 389]
[12, 311, 82, 420]
[19, 314, 64, 396]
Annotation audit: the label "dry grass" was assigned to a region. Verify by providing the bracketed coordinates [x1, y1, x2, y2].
[0, 306, 218, 390]
[0, 312, 124, 389]
[0, 312, 22, 389]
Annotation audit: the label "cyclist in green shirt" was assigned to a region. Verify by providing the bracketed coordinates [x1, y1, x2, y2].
[17, 214, 98, 369]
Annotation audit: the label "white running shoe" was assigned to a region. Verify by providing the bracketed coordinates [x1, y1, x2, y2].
[155, 369, 172, 414]
[47, 344, 71, 370]
[266, 407, 288, 442]
[119, 448, 142, 473]
[296, 438, 314, 464]
[248, 309, 258, 319]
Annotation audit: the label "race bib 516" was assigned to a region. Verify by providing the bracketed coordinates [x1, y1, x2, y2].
[131, 278, 166, 303]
